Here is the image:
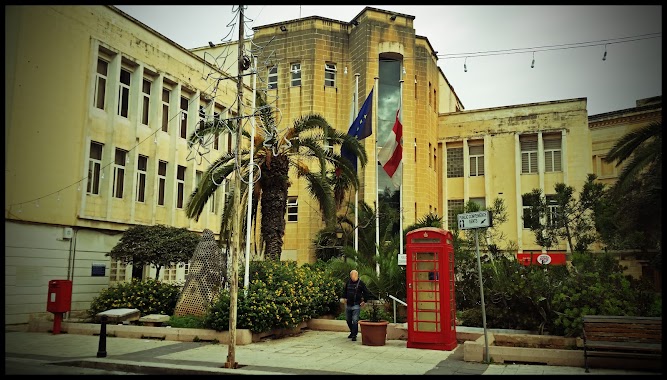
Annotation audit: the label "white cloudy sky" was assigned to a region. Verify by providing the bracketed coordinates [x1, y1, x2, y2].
[116, 5, 661, 116]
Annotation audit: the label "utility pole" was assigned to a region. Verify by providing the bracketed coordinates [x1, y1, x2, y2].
[226, 3, 244, 370]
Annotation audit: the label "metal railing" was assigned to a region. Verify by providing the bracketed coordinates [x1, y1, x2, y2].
[388, 294, 407, 323]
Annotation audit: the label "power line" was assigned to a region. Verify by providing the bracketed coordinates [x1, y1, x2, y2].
[440, 33, 661, 59]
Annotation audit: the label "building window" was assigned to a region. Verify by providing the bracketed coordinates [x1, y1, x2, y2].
[287, 196, 298, 222]
[470, 197, 486, 210]
[136, 155, 148, 202]
[521, 135, 538, 174]
[141, 79, 151, 125]
[446, 146, 464, 178]
[447, 199, 464, 230]
[544, 135, 562, 172]
[117, 68, 131, 118]
[546, 195, 561, 228]
[113, 148, 127, 199]
[180, 96, 189, 139]
[324, 63, 336, 87]
[198, 103, 206, 130]
[162, 88, 170, 132]
[433, 89, 437, 110]
[176, 165, 186, 209]
[522, 194, 537, 229]
[87, 141, 103, 195]
[94, 58, 108, 110]
[428, 82, 432, 106]
[414, 75, 417, 100]
[110, 260, 127, 283]
[469, 142, 484, 177]
[290, 63, 301, 87]
[267, 66, 278, 90]
[162, 264, 177, 283]
[429, 142, 432, 168]
[414, 139, 417, 162]
[184, 261, 190, 277]
[158, 160, 167, 206]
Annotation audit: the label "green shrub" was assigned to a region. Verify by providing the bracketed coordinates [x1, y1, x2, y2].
[550, 251, 661, 337]
[203, 260, 342, 333]
[167, 314, 205, 329]
[87, 279, 181, 318]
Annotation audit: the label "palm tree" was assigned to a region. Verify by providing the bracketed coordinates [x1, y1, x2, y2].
[185, 92, 367, 261]
[604, 121, 662, 195]
[601, 120, 662, 256]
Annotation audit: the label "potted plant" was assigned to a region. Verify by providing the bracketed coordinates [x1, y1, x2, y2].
[358, 300, 390, 346]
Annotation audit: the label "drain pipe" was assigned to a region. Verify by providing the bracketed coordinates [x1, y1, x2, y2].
[65, 228, 79, 321]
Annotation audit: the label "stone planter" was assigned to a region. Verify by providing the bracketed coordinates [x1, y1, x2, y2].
[359, 320, 389, 346]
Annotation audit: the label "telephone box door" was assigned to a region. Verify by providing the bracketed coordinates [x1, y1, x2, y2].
[406, 227, 457, 351]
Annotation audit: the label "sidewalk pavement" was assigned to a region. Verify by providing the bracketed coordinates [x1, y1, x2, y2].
[4, 327, 661, 376]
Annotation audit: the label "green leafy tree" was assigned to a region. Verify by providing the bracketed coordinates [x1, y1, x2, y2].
[108, 224, 200, 280]
[185, 91, 367, 261]
[523, 174, 605, 255]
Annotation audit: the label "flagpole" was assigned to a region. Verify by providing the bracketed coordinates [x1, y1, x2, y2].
[374, 76, 380, 277]
[354, 73, 360, 254]
[399, 79, 404, 259]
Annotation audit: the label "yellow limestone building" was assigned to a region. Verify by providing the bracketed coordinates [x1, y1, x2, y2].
[248, 7, 592, 265]
[5, 5, 251, 324]
[5, 5, 651, 325]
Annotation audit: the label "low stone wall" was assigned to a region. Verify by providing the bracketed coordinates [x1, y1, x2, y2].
[463, 332, 584, 367]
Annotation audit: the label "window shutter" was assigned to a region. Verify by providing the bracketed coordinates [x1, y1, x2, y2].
[522, 152, 530, 173]
[469, 144, 484, 156]
[543, 137, 561, 150]
[554, 150, 562, 171]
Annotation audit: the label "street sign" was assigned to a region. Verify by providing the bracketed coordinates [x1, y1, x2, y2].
[457, 210, 492, 230]
[397, 253, 406, 266]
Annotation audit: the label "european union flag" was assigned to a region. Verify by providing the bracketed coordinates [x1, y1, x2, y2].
[341, 88, 373, 172]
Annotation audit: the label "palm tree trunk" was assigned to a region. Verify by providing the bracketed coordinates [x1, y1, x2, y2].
[260, 154, 290, 261]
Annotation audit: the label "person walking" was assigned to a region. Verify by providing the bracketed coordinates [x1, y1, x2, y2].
[342, 270, 374, 341]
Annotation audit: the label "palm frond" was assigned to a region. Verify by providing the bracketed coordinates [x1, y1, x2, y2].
[301, 171, 335, 224]
[605, 121, 661, 166]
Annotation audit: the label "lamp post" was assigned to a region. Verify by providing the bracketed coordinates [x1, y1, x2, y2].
[336, 228, 344, 262]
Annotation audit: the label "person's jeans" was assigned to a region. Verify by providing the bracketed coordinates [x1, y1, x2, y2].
[345, 304, 361, 337]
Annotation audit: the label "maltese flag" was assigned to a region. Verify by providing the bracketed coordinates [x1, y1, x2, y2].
[378, 109, 403, 188]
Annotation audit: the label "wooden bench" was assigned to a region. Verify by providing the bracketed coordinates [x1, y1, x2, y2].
[583, 315, 662, 373]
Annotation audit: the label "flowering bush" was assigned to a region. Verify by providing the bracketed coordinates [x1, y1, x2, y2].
[87, 279, 181, 318]
[203, 260, 342, 333]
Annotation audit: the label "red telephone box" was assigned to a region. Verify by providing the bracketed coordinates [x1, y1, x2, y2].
[406, 227, 457, 351]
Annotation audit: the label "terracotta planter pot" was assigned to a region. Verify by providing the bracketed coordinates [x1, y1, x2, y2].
[359, 320, 389, 346]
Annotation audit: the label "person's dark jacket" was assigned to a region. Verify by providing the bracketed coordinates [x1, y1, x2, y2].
[342, 278, 375, 306]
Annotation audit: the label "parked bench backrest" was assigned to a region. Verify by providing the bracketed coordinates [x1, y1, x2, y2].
[583, 315, 662, 344]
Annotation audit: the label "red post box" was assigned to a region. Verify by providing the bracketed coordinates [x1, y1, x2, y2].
[47, 279, 72, 334]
